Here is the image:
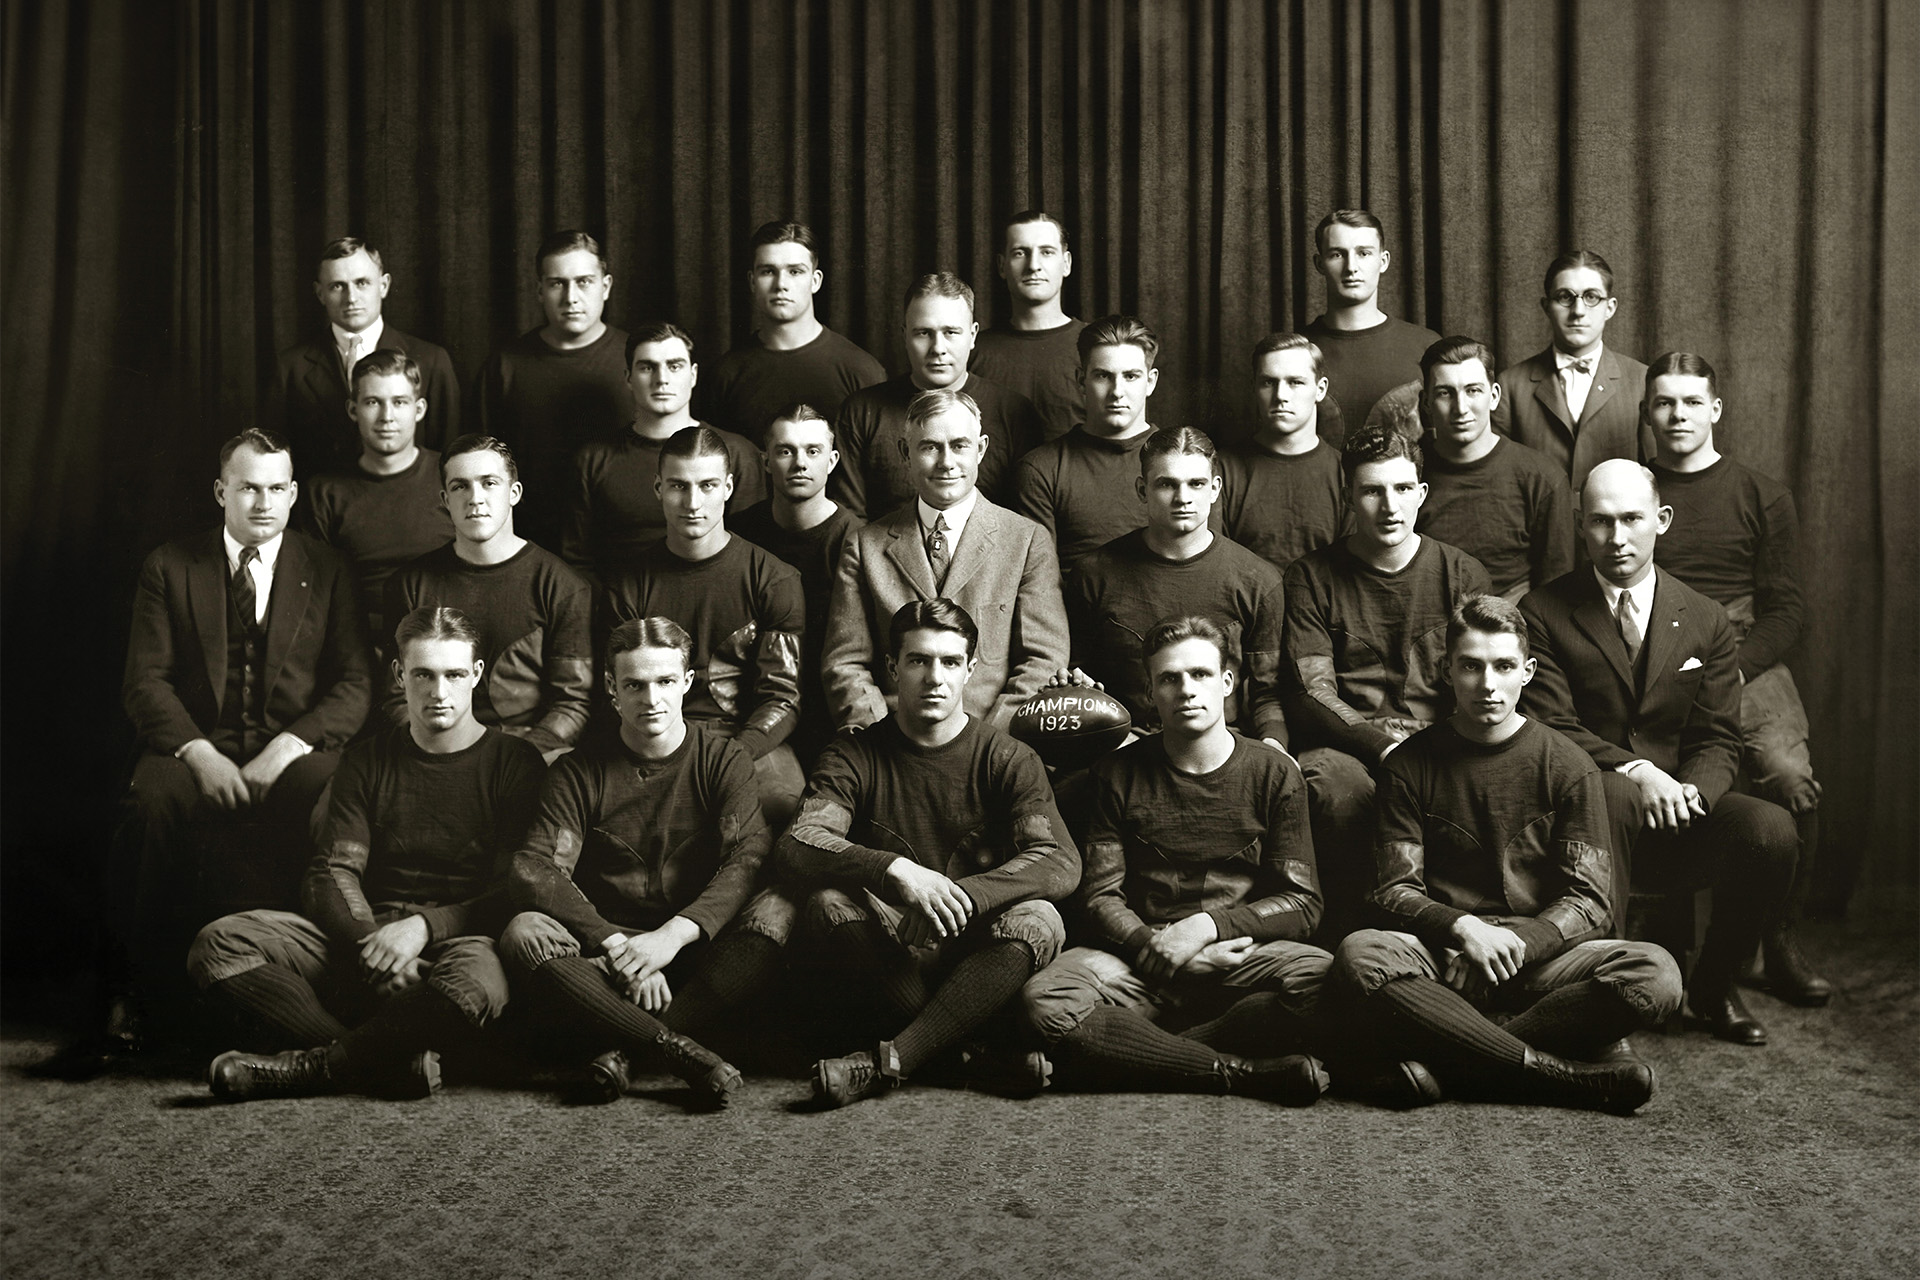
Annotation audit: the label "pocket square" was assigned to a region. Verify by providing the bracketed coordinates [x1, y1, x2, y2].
[1678, 656, 1704, 672]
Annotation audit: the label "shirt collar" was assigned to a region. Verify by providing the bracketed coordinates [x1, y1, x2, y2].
[223, 527, 284, 574]
[331, 316, 385, 358]
[1593, 564, 1655, 619]
[917, 490, 978, 544]
[1555, 344, 1602, 374]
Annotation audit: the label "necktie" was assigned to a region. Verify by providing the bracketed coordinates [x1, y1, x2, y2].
[926, 513, 951, 588]
[342, 334, 363, 382]
[1614, 589, 1642, 664]
[233, 546, 259, 631]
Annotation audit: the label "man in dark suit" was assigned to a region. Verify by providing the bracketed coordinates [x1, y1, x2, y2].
[114, 429, 373, 1044]
[1519, 459, 1818, 1046]
[1491, 250, 1651, 493]
[269, 236, 461, 478]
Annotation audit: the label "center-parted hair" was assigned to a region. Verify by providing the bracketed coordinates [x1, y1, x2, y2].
[1078, 315, 1160, 370]
[316, 235, 384, 277]
[351, 349, 422, 395]
[1251, 331, 1325, 379]
[1340, 423, 1422, 485]
[1002, 210, 1071, 253]
[1419, 336, 1498, 385]
[889, 598, 979, 661]
[536, 229, 608, 276]
[768, 403, 830, 432]
[1644, 351, 1720, 400]
[906, 387, 983, 434]
[607, 616, 694, 670]
[626, 322, 695, 367]
[440, 433, 520, 484]
[1446, 594, 1531, 661]
[660, 424, 735, 476]
[749, 219, 820, 266]
[1142, 614, 1230, 667]
[393, 605, 483, 665]
[903, 271, 975, 315]
[1543, 249, 1615, 297]
[1314, 208, 1386, 252]
[220, 427, 291, 473]
[1139, 426, 1219, 480]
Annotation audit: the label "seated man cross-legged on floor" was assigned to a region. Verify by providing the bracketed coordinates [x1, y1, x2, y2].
[1021, 616, 1332, 1105]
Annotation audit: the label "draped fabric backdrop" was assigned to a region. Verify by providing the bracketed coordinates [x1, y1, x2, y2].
[3, 0, 1914, 976]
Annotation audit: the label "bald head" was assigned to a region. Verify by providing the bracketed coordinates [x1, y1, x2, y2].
[1578, 458, 1670, 587]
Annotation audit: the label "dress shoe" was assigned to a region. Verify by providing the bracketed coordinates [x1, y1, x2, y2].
[1520, 1046, 1655, 1115]
[811, 1041, 902, 1109]
[583, 1049, 630, 1105]
[1760, 927, 1833, 1006]
[208, 1047, 335, 1101]
[651, 1030, 742, 1108]
[1220, 1053, 1330, 1107]
[1694, 988, 1768, 1046]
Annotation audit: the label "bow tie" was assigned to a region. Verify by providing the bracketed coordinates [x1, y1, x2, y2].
[1565, 356, 1593, 376]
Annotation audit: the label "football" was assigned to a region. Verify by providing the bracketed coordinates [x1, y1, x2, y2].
[1008, 686, 1133, 771]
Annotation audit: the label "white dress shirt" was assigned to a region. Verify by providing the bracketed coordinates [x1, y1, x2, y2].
[917, 489, 979, 552]
[222, 527, 282, 627]
[1595, 564, 1658, 776]
[332, 316, 385, 382]
[1555, 344, 1602, 422]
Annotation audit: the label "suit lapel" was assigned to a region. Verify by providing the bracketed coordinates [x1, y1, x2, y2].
[189, 531, 229, 704]
[262, 534, 313, 696]
[1580, 348, 1623, 426]
[1570, 576, 1636, 693]
[1639, 569, 1687, 708]
[1531, 353, 1575, 437]
[882, 510, 939, 598]
[300, 341, 348, 405]
[939, 500, 999, 598]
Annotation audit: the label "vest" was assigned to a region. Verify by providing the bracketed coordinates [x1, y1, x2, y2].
[213, 571, 271, 759]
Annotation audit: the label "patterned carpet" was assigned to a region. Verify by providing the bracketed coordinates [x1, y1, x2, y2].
[3, 917, 1914, 1280]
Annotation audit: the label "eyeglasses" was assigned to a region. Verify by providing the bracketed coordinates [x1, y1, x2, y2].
[1547, 289, 1610, 309]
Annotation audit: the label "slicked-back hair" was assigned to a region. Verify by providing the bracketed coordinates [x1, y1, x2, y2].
[1341, 423, 1422, 486]
[393, 605, 483, 666]
[1251, 331, 1325, 379]
[535, 229, 608, 277]
[625, 322, 695, 367]
[1142, 614, 1230, 667]
[440, 434, 519, 484]
[660, 424, 735, 476]
[317, 236, 384, 278]
[1420, 336, 1498, 386]
[749, 219, 820, 268]
[1543, 249, 1615, 297]
[1446, 594, 1531, 661]
[607, 616, 694, 671]
[1314, 208, 1386, 253]
[888, 598, 979, 662]
[1139, 426, 1219, 480]
[768, 403, 830, 431]
[351, 349, 422, 395]
[220, 428, 291, 474]
[1002, 210, 1071, 253]
[906, 387, 983, 435]
[1078, 315, 1160, 370]
[1644, 351, 1720, 401]
[903, 271, 975, 315]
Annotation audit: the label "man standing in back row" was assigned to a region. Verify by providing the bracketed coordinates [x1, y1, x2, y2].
[970, 210, 1088, 441]
[1304, 210, 1439, 438]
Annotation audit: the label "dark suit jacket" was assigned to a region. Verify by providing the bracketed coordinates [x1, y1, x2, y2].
[270, 326, 460, 476]
[1518, 566, 1741, 808]
[123, 529, 373, 755]
[1492, 346, 1651, 493]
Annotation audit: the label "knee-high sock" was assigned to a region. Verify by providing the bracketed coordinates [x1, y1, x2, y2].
[890, 941, 1034, 1075]
[328, 984, 473, 1079]
[821, 918, 930, 1018]
[663, 930, 783, 1042]
[1368, 976, 1528, 1093]
[1500, 980, 1646, 1059]
[532, 955, 673, 1058]
[1179, 991, 1313, 1056]
[1054, 1006, 1226, 1092]
[207, 965, 349, 1048]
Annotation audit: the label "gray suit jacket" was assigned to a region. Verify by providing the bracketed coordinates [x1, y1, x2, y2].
[823, 496, 1070, 731]
[1492, 346, 1651, 493]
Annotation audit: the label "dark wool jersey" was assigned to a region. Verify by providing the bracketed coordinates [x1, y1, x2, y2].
[1417, 436, 1576, 599]
[1304, 315, 1440, 442]
[732, 499, 864, 736]
[510, 724, 769, 945]
[1010, 427, 1174, 566]
[1217, 438, 1349, 575]
[600, 535, 805, 758]
[779, 715, 1081, 916]
[828, 372, 1042, 519]
[474, 326, 632, 547]
[1066, 529, 1288, 743]
[1080, 732, 1321, 955]
[1373, 718, 1612, 966]
[700, 326, 887, 447]
[303, 725, 546, 946]
[1283, 536, 1490, 761]
[970, 318, 1088, 441]
[560, 423, 767, 577]
[383, 541, 594, 752]
[1651, 455, 1804, 679]
[301, 448, 454, 643]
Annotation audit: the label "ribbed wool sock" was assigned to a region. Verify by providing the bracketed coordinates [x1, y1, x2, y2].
[890, 941, 1034, 1075]
[208, 964, 349, 1047]
[533, 954, 672, 1055]
[1501, 980, 1646, 1058]
[822, 918, 930, 1018]
[1179, 991, 1312, 1056]
[1055, 1006, 1226, 1092]
[1370, 975, 1528, 1090]
[329, 983, 474, 1080]
[663, 930, 784, 1041]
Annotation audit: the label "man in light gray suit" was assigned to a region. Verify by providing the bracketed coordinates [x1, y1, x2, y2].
[824, 387, 1069, 731]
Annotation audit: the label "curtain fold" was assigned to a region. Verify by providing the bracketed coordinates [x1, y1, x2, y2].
[3, 0, 1914, 913]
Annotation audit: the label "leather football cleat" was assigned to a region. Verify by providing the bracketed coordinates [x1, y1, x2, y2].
[651, 1031, 742, 1108]
[208, 1048, 335, 1102]
[583, 1049, 630, 1105]
[1521, 1046, 1655, 1115]
[1221, 1053, 1330, 1107]
[811, 1041, 903, 1109]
